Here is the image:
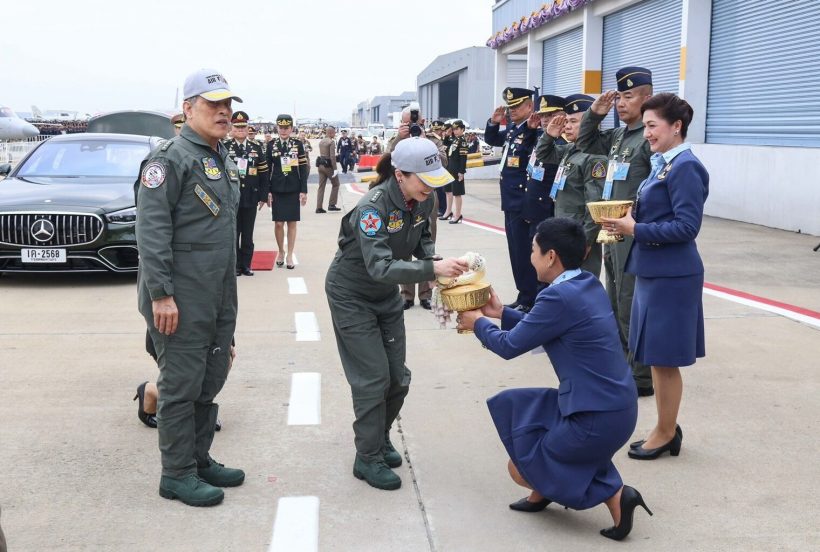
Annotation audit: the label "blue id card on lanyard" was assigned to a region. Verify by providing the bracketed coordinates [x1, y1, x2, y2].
[549, 165, 566, 199]
[531, 165, 545, 181]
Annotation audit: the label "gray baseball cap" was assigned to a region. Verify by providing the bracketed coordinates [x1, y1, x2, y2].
[392, 137, 453, 188]
[183, 68, 243, 103]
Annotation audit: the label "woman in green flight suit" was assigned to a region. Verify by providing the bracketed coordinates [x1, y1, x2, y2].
[325, 137, 468, 491]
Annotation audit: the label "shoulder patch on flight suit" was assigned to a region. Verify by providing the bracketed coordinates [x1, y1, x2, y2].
[359, 208, 382, 236]
[141, 161, 166, 188]
[194, 184, 220, 216]
[386, 209, 404, 233]
[591, 160, 607, 179]
[202, 157, 222, 180]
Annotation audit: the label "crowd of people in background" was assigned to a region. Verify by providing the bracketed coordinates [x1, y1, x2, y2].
[29, 120, 88, 135]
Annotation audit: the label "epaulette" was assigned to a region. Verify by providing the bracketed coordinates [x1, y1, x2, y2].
[369, 189, 383, 202]
[160, 139, 174, 152]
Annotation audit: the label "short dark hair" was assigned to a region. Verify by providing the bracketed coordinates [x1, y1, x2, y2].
[641, 93, 694, 138]
[534, 218, 586, 269]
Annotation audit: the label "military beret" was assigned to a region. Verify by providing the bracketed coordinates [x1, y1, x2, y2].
[503, 87, 535, 107]
[616, 66, 653, 92]
[276, 114, 293, 127]
[231, 111, 249, 126]
[536, 95, 565, 114]
[563, 94, 595, 114]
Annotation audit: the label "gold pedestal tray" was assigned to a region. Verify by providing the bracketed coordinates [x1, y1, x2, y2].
[440, 282, 492, 334]
[587, 200, 634, 244]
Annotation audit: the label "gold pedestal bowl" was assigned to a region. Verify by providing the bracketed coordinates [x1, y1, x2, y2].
[440, 282, 492, 334]
[587, 200, 634, 244]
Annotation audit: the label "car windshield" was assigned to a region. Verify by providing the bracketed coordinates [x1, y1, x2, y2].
[15, 139, 150, 178]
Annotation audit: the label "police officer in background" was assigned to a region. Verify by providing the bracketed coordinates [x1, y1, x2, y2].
[484, 87, 540, 312]
[225, 110, 269, 276]
[316, 125, 341, 213]
[575, 66, 654, 396]
[535, 94, 609, 276]
[523, 95, 565, 238]
[135, 68, 245, 507]
[337, 129, 354, 173]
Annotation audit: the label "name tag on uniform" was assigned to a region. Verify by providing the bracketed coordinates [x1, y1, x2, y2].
[507, 156, 520, 168]
[248, 167, 257, 176]
[236, 158, 248, 176]
[194, 184, 220, 216]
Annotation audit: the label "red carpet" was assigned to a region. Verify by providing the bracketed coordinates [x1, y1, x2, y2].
[251, 251, 278, 270]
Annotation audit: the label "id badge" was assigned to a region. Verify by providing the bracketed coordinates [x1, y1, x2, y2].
[557, 172, 568, 190]
[531, 165, 545, 181]
[236, 158, 248, 177]
[526, 150, 537, 176]
[282, 156, 292, 173]
[507, 156, 520, 168]
[613, 162, 630, 180]
[248, 167, 257, 176]
[553, 165, 565, 186]
[549, 180, 560, 200]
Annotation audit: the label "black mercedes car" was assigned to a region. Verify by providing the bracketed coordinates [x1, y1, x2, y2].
[0, 133, 164, 273]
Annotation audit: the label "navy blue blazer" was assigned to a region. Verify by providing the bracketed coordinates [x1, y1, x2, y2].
[484, 120, 538, 213]
[523, 132, 564, 224]
[626, 149, 709, 278]
[474, 272, 637, 415]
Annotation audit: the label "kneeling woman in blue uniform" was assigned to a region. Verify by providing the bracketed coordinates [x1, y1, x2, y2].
[326, 138, 469, 491]
[458, 218, 650, 540]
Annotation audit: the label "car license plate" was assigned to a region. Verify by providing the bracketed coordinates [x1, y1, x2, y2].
[21, 248, 67, 263]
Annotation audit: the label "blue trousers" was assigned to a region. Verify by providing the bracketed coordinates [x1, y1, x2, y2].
[504, 210, 538, 307]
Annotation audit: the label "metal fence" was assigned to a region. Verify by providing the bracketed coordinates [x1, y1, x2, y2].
[0, 136, 50, 166]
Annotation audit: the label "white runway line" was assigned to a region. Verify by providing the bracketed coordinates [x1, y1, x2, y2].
[703, 287, 820, 329]
[269, 496, 320, 552]
[287, 373, 322, 425]
[294, 312, 321, 341]
[288, 277, 308, 295]
[462, 219, 506, 236]
[346, 183, 364, 195]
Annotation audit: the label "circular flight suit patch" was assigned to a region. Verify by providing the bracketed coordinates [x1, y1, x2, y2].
[141, 162, 166, 188]
[359, 208, 382, 237]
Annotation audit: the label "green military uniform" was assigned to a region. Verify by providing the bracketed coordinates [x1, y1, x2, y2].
[536, 133, 607, 275]
[325, 178, 436, 489]
[575, 82, 653, 391]
[135, 124, 240, 483]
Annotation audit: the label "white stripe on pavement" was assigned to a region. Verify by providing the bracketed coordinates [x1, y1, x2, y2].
[287, 372, 321, 425]
[702, 287, 820, 329]
[294, 312, 320, 341]
[288, 277, 308, 295]
[269, 496, 320, 552]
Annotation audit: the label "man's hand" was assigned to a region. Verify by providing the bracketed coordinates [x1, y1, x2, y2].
[546, 113, 566, 138]
[228, 345, 236, 372]
[490, 106, 506, 125]
[591, 90, 617, 116]
[397, 123, 410, 140]
[433, 257, 470, 278]
[152, 296, 178, 336]
[526, 112, 541, 129]
[331, 171, 337, 179]
[299, 193, 307, 206]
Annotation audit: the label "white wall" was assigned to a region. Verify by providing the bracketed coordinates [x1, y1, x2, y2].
[695, 144, 820, 236]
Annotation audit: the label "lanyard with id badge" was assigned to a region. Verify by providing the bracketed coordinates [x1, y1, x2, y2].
[602, 133, 630, 200]
[549, 149, 573, 199]
[526, 149, 546, 181]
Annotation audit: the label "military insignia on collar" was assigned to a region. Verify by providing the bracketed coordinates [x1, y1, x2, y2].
[657, 163, 672, 180]
[413, 214, 425, 227]
[140, 161, 166, 188]
[202, 157, 222, 180]
[359, 208, 382, 237]
[591, 160, 607, 179]
[387, 209, 404, 233]
[194, 184, 220, 216]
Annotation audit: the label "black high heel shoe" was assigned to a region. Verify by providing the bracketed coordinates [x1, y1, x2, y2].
[133, 381, 157, 428]
[630, 424, 683, 449]
[509, 496, 551, 512]
[438, 213, 453, 221]
[600, 485, 653, 541]
[448, 215, 463, 224]
[628, 432, 682, 460]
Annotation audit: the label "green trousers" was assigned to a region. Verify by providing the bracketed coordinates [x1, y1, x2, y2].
[604, 237, 652, 389]
[328, 287, 411, 463]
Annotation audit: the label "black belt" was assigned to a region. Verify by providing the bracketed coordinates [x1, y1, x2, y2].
[172, 243, 227, 251]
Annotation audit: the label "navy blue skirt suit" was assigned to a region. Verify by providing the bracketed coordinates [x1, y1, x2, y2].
[474, 272, 638, 510]
[625, 147, 709, 367]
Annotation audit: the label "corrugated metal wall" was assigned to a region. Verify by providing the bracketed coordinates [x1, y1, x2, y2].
[541, 26, 584, 96]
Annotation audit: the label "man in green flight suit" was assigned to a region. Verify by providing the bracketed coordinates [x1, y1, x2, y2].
[135, 68, 245, 507]
[574, 66, 654, 396]
[534, 94, 608, 276]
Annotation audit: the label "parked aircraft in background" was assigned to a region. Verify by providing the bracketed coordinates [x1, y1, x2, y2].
[0, 107, 39, 140]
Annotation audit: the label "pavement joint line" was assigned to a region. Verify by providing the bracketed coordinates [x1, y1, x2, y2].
[287, 277, 308, 295]
[396, 417, 437, 552]
[294, 312, 321, 342]
[287, 372, 321, 425]
[268, 496, 320, 552]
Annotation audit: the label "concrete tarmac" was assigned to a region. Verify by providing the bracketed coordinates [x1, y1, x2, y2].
[0, 172, 818, 551]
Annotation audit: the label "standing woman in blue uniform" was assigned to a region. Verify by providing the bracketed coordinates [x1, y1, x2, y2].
[458, 218, 649, 541]
[602, 93, 709, 460]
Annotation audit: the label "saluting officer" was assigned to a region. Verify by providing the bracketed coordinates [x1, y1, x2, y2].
[263, 114, 309, 269]
[484, 87, 540, 312]
[575, 67, 654, 396]
[535, 94, 609, 276]
[225, 110, 269, 276]
[135, 68, 245, 507]
[523, 95, 565, 238]
[325, 138, 467, 490]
